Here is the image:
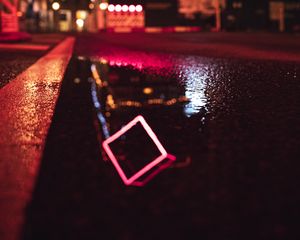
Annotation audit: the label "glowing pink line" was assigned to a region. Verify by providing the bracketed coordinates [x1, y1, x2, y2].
[126, 154, 167, 185]
[102, 115, 175, 186]
[138, 116, 167, 156]
[167, 154, 176, 161]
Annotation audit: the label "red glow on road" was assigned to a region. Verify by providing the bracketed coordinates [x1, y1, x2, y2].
[96, 52, 173, 74]
[102, 115, 176, 186]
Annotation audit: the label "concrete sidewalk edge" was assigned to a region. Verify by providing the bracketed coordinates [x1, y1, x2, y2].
[0, 37, 75, 240]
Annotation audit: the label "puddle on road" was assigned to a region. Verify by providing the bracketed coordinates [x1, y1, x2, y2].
[86, 50, 300, 187]
[88, 54, 219, 184]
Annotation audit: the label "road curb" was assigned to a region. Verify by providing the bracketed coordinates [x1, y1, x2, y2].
[0, 37, 75, 240]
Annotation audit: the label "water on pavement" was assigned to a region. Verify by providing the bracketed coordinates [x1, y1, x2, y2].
[22, 36, 300, 240]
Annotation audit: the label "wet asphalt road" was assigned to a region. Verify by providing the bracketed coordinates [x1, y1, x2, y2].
[0, 34, 67, 89]
[2, 33, 300, 239]
[0, 50, 44, 88]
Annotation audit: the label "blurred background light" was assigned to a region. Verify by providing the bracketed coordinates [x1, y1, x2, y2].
[99, 2, 108, 10]
[51, 2, 60, 11]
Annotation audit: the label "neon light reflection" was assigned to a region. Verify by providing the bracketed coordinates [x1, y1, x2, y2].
[102, 115, 176, 186]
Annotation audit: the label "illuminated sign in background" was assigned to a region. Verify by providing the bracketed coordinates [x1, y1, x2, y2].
[106, 4, 144, 31]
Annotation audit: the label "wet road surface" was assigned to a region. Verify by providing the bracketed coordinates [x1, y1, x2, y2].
[0, 51, 44, 88]
[77, 32, 300, 62]
[1, 33, 299, 239]
[0, 34, 67, 88]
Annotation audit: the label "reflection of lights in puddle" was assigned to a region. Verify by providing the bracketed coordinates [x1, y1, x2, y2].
[182, 66, 209, 117]
[90, 78, 110, 139]
[97, 56, 211, 118]
[165, 98, 177, 105]
[148, 98, 163, 105]
[91, 64, 103, 86]
[106, 94, 116, 109]
[119, 100, 142, 107]
[143, 87, 153, 95]
[77, 56, 86, 61]
[90, 57, 215, 183]
[93, 54, 173, 74]
[99, 58, 108, 64]
[74, 78, 80, 84]
[102, 115, 176, 186]
[171, 156, 192, 168]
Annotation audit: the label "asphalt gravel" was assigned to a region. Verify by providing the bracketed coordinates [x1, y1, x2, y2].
[0, 50, 44, 88]
[0, 34, 67, 89]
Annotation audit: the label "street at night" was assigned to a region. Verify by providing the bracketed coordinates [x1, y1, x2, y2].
[1, 0, 300, 239]
[1, 31, 299, 240]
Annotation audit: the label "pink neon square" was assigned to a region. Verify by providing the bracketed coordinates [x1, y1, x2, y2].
[102, 115, 176, 186]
